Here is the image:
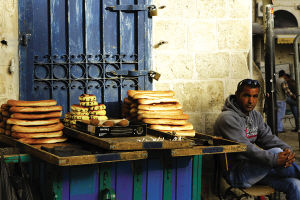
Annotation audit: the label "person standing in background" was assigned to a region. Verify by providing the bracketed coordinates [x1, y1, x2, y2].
[283, 73, 298, 132]
[275, 70, 296, 133]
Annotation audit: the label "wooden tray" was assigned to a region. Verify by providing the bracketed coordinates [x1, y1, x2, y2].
[170, 133, 246, 157]
[63, 127, 194, 150]
[0, 134, 147, 166]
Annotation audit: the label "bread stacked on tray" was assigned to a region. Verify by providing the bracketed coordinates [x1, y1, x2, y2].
[122, 90, 196, 137]
[0, 104, 11, 136]
[4, 99, 67, 144]
[64, 94, 107, 128]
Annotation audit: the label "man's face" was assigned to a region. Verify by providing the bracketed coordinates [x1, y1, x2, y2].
[236, 86, 259, 114]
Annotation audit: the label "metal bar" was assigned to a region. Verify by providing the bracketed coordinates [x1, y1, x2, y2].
[293, 34, 300, 146]
[66, 0, 71, 112]
[106, 4, 147, 11]
[264, 5, 277, 135]
[83, 0, 88, 94]
[49, 0, 53, 99]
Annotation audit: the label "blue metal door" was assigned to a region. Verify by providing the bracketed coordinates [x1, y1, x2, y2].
[19, 0, 153, 117]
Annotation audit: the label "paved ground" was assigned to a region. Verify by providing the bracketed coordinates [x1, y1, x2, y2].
[278, 116, 300, 162]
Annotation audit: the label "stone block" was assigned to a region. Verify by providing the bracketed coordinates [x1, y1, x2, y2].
[187, 20, 217, 52]
[205, 113, 220, 134]
[187, 113, 205, 133]
[153, 53, 194, 80]
[153, 20, 187, 51]
[173, 82, 203, 113]
[195, 52, 230, 79]
[201, 81, 224, 112]
[153, 0, 197, 19]
[227, 0, 251, 19]
[218, 20, 250, 50]
[230, 52, 250, 78]
[153, 82, 172, 91]
[196, 0, 226, 19]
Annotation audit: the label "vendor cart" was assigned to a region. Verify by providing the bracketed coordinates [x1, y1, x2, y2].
[0, 129, 245, 200]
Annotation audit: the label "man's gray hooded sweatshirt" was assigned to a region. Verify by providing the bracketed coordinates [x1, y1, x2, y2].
[214, 95, 291, 169]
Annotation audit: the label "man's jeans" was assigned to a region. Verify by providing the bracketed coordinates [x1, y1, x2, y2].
[227, 148, 300, 200]
[286, 96, 299, 129]
[277, 101, 286, 132]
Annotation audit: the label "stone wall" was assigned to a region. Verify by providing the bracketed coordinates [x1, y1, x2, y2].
[0, 0, 19, 104]
[152, 0, 252, 135]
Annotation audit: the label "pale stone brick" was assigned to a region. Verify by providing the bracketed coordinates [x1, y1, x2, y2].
[205, 113, 219, 134]
[153, 20, 187, 51]
[153, 53, 194, 80]
[173, 82, 203, 113]
[196, 0, 227, 19]
[187, 20, 217, 52]
[227, 0, 251, 19]
[153, 82, 172, 91]
[153, 0, 197, 19]
[195, 52, 230, 79]
[201, 81, 224, 112]
[0, 72, 7, 95]
[186, 113, 205, 133]
[218, 20, 250, 50]
[230, 52, 250, 78]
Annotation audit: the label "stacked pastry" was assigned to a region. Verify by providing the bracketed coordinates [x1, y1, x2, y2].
[5, 99, 67, 144]
[123, 90, 195, 137]
[0, 104, 11, 135]
[64, 94, 108, 128]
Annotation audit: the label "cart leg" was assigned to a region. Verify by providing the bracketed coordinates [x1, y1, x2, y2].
[192, 155, 202, 200]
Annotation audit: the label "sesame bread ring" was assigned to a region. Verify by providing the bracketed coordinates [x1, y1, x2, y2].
[142, 118, 188, 125]
[9, 106, 62, 113]
[137, 109, 183, 115]
[7, 118, 60, 126]
[70, 120, 77, 125]
[70, 111, 89, 116]
[0, 121, 5, 128]
[7, 99, 57, 107]
[89, 110, 106, 116]
[71, 115, 90, 120]
[132, 94, 175, 100]
[127, 90, 175, 98]
[160, 130, 196, 137]
[18, 137, 67, 144]
[0, 127, 4, 134]
[1, 104, 9, 110]
[138, 113, 189, 120]
[12, 122, 64, 133]
[5, 129, 11, 136]
[137, 97, 179, 105]
[1, 111, 9, 117]
[11, 130, 63, 139]
[90, 115, 108, 121]
[10, 112, 62, 119]
[70, 105, 89, 112]
[149, 123, 194, 131]
[123, 98, 133, 105]
[78, 94, 97, 102]
[89, 104, 106, 111]
[79, 101, 98, 107]
[138, 103, 182, 111]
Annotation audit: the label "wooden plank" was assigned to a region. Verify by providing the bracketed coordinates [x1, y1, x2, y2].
[176, 157, 192, 199]
[0, 134, 148, 166]
[163, 158, 173, 200]
[3, 154, 31, 163]
[70, 165, 99, 200]
[115, 162, 133, 200]
[133, 160, 144, 200]
[171, 133, 246, 157]
[147, 159, 163, 200]
[64, 127, 193, 150]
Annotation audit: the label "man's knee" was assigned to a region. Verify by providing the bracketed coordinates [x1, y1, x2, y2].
[287, 179, 300, 194]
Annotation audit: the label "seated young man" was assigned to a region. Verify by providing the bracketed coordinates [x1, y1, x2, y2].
[213, 78, 300, 200]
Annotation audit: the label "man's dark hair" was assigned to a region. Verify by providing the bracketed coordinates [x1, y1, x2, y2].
[278, 70, 286, 77]
[236, 79, 260, 94]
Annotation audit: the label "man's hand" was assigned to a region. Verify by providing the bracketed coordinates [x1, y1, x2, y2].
[277, 149, 295, 167]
